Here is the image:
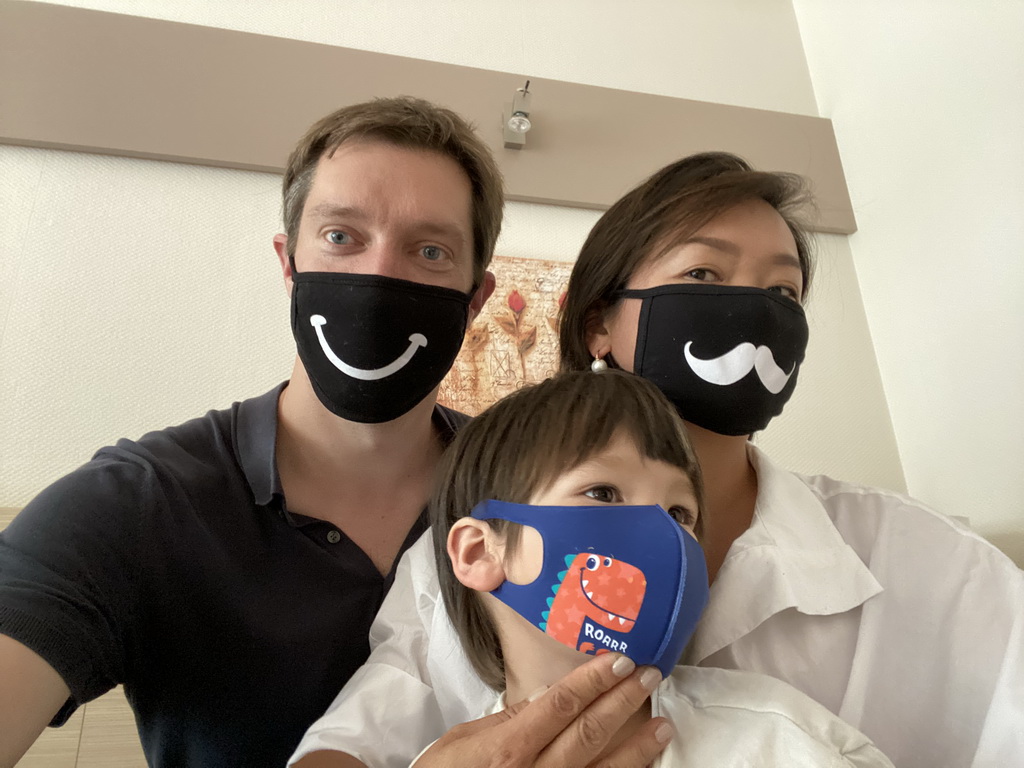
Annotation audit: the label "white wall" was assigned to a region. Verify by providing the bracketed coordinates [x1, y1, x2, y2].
[1, 0, 907, 513]
[793, 0, 1024, 542]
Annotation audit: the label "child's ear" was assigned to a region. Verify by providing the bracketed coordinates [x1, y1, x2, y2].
[448, 519, 507, 592]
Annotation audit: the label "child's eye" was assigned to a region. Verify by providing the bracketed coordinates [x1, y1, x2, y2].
[669, 505, 698, 527]
[583, 485, 621, 503]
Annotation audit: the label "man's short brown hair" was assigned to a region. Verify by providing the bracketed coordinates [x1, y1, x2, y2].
[430, 370, 705, 690]
[282, 97, 504, 287]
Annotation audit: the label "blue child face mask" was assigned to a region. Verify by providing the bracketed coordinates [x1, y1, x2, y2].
[470, 500, 709, 677]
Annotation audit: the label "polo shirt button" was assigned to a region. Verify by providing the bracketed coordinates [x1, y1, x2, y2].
[327, 530, 341, 544]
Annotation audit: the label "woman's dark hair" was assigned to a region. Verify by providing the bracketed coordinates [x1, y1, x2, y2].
[558, 152, 815, 372]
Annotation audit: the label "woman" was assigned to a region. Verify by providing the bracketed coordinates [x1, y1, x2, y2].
[290, 154, 1023, 768]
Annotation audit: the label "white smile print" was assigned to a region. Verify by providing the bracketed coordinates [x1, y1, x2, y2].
[310, 315, 427, 381]
[683, 341, 794, 394]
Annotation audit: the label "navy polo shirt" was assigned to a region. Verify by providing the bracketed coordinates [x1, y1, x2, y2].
[0, 383, 468, 767]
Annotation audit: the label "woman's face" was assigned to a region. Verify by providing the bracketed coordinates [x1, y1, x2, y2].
[588, 198, 803, 371]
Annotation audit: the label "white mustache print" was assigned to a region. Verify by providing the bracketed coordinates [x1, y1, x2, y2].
[310, 315, 427, 381]
[683, 341, 794, 394]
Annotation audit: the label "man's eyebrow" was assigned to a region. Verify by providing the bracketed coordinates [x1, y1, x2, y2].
[306, 203, 363, 221]
[684, 236, 801, 270]
[414, 221, 469, 245]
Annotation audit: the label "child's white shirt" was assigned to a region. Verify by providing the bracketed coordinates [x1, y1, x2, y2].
[406, 666, 894, 768]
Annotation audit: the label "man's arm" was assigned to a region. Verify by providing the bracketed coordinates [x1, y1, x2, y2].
[0, 633, 71, 768]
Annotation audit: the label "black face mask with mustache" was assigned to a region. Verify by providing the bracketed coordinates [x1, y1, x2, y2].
[613, 284, 809, 436]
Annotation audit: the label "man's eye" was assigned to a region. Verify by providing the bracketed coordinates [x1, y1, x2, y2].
[421, 245, 446, 262]
[326, 231, 351, 245]
[583, 486, 620, 503]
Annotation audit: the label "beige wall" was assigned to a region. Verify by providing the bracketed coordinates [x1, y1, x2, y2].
[794, 0, 1024, 539]
[2, 0, 906, 512]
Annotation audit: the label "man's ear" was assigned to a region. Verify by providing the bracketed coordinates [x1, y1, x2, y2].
[273, 234, 293, 296]
[447, 518, 506, 592]
[468, 270, 496, 322]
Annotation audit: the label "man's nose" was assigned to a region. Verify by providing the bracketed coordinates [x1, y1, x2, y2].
[361, 242, 411, 281]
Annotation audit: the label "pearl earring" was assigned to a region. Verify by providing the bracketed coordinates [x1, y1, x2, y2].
[591, 356, 609, 373]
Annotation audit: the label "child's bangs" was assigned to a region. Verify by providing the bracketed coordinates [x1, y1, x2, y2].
[520, 372, 701, 500]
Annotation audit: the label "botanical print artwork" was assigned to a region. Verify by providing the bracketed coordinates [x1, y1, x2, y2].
[438, 254, 573, 416]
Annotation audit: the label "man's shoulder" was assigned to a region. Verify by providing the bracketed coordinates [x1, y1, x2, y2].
[17, 386, 280, 530]
[103, 384, 281, 483]
[434, 403, 472, 437]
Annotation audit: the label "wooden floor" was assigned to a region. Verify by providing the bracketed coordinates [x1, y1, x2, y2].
[1, 508, 145, 768]
[16, 687, 146, 768]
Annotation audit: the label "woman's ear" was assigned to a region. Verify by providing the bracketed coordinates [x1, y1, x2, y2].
[585, 304, 613, 361]
[447, 519, 507, 592]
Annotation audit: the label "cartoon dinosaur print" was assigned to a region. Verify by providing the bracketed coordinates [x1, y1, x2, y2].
[540, 552, 647, 656]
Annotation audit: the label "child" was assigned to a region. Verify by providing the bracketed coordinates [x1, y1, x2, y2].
[425, 370, 894, 767]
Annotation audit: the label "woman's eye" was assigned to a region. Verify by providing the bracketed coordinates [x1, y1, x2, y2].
[684, 268, 717, 282]
[326, 231, 352, 245]
[768, 285, 800, 301]
[420, 245, 447, 262]
[583, 486, 620, 504]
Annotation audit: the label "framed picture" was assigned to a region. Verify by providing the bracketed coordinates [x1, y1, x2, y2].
[438, 255, 574, 415]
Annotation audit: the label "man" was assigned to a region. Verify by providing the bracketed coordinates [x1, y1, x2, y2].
[0, 98, 668, 768]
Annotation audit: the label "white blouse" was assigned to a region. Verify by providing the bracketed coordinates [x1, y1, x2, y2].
[289, 446, 1024, 768]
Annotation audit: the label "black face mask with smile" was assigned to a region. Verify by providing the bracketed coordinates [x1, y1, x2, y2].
[290, 263, 471, 424]
[614, 284, 809, 436]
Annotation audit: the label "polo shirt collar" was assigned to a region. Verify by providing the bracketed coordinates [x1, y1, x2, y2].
[236, 382, 287, 508]
[690, 444, 883, 662]
[234, 383, 468, 510]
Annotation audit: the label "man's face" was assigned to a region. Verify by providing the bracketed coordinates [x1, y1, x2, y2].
[279, 139, 478, 295]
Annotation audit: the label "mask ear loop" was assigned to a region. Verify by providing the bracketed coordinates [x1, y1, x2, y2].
[470, 501, 550, 593]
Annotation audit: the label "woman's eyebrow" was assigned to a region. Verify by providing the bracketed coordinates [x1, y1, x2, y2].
[683, 235, 741, 255]
[771, 252, 803, 271]
[684, 237, 801, 271]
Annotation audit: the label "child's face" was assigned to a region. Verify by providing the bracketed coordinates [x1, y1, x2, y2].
[502, 430, 700, 585]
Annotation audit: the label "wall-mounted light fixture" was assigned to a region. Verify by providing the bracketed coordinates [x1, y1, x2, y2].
[503, 80, 532, 149]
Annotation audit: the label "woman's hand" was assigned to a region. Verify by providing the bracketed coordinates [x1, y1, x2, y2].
[412, 653, 672, 768]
